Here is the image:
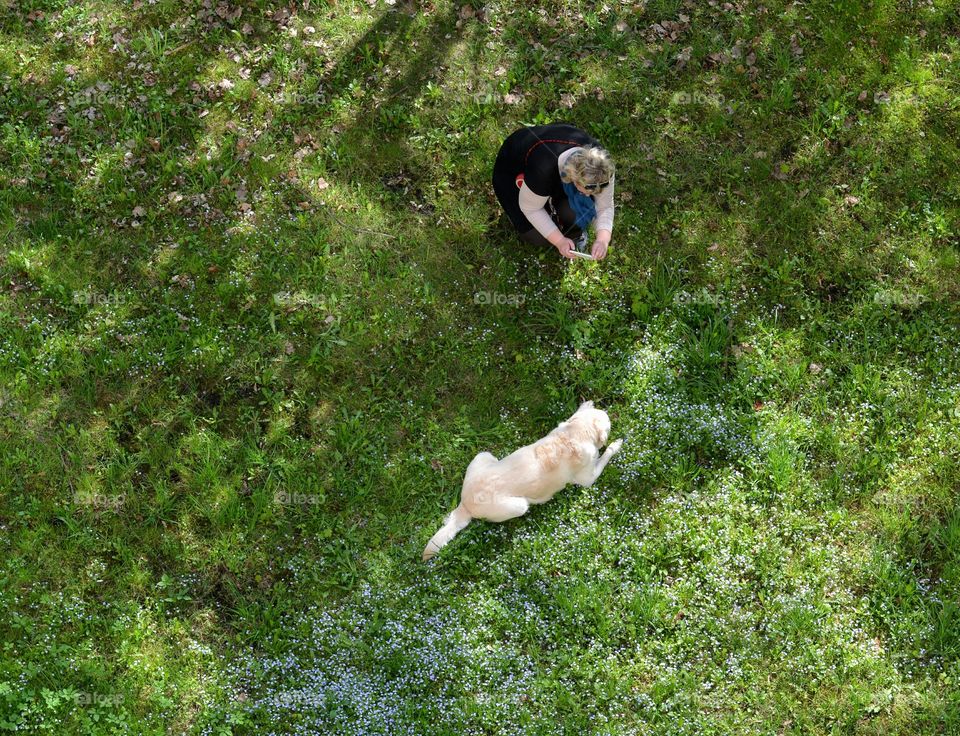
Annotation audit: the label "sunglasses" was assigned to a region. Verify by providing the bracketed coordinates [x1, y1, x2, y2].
[580, 180, 610, 192]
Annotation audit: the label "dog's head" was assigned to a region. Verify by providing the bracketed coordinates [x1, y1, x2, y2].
[568, 400, 611, 448]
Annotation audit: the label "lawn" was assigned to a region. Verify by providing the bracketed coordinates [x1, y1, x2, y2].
[1, 0, 959, 733]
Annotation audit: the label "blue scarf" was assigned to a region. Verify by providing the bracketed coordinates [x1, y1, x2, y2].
[562, 181, 596, 230]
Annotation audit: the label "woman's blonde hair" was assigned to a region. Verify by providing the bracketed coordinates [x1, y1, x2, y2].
[560, 145, 615, 188]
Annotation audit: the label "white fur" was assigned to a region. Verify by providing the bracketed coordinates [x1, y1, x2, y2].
[422, 400, 623, 560]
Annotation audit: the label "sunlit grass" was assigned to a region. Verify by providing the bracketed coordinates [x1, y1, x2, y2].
[0, 0, 958, 733]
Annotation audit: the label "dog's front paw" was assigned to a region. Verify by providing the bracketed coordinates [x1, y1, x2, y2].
[608, 438, 624, 454]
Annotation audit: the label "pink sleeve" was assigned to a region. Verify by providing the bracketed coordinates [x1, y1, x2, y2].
[518, 183, 559, 239]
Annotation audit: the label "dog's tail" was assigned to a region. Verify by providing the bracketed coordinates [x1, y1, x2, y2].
[422, 504, 472, 561]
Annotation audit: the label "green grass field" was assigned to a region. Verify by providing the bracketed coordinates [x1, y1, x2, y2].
[1, 0, 959, 733]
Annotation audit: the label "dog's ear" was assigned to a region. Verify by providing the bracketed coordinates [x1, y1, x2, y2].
[578, 400, 595, 412]
[592, 416, 610, 447]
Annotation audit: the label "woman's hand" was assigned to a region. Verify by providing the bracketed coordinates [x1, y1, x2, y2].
[552, 236, 577, 259]
[591, 230, 612, 260]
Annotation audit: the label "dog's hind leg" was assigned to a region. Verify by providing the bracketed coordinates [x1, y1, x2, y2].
[476, 494, 529, 523]
[574, 438, 624, 486]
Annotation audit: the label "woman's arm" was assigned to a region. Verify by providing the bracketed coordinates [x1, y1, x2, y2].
[518, 183, 560, 241]
[518, 183, 575, 256]
[591, 176, 614, 259]
[594, 175, 615, 235]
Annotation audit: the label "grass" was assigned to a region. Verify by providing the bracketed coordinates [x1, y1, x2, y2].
[1, 0, 959, 733]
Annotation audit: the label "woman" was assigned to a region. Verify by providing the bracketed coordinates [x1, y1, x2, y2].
[492, 123, 616, 260]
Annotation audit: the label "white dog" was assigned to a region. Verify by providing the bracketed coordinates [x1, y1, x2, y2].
[422, 401, 623, 560]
